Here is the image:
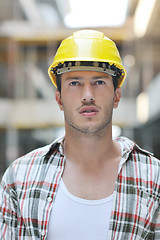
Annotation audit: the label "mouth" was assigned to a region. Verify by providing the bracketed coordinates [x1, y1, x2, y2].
[79, 106, 98, 117]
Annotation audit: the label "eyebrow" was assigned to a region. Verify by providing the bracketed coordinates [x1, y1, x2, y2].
[93, 75, 111, 80]
[65, 76, 83, 81]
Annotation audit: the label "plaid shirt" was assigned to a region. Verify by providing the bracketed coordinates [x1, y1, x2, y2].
[0, 136, 160, 239]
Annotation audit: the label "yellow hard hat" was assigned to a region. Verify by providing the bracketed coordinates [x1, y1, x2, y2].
[48, 29, 127, 87]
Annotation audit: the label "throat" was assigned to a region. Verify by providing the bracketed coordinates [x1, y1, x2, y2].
[62, 160, 118, 200]
[63, 159, 117, 199]
[64, 134, 115, 164]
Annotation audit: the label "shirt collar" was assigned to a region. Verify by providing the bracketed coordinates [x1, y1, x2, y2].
[47, 135, 153, 163]
[116, 136, 153, 156]
[116, 136, 154, 173]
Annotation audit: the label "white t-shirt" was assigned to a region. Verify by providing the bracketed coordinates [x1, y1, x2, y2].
[47, 179, 113, 240]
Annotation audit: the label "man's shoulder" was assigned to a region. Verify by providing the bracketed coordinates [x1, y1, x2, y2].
[1, 136, 64, 184]
[13, 135, 64, 166]
[117, 136, 156, 158]
[117, 136, 160, 173]
[117, 136, 160, 195]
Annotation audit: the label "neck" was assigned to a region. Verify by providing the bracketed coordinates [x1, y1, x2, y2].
[64, 123, 119, 166]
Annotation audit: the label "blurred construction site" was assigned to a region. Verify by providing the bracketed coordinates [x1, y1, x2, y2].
[0, 0, 160, 177]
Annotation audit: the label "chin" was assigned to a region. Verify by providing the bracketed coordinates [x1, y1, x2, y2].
[76, 123, 109, 134]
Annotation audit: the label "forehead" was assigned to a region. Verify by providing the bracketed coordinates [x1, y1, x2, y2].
[61, 71, 112, 80]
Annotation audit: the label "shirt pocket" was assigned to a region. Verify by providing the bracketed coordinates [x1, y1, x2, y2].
[139, 190, 159, 239]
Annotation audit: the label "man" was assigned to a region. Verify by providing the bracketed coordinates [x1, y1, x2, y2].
[0, 29, 160, 239]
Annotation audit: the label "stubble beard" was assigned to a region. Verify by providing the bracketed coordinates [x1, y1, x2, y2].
[66, 116, 112, 135]
[63, 101, 114, 136]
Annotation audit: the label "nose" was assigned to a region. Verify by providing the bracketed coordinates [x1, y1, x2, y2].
[81, 82, 95, 104]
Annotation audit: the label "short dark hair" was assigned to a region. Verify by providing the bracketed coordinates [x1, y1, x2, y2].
[112, 76, 119, 90]
[56, 74, 62, 93]
[56, 74, 119, 94]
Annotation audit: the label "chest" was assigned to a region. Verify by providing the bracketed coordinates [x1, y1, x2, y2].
[62, 159, 119, 200]
[47, 179, 113, 240]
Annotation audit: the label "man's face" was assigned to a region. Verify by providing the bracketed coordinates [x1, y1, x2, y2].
[55, 71, 121, 135]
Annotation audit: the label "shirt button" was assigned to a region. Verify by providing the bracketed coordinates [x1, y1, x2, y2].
[41, 230, 45, 237]
[47, 197, 52, 203]
[56, 167, 61, 173]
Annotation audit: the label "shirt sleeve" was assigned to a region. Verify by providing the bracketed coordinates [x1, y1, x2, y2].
[0, 167, 18, 239]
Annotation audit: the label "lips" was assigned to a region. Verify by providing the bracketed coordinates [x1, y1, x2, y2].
[79, 106, 98, 117]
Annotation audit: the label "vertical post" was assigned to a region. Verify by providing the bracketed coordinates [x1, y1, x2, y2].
[6, 128, 19, 167]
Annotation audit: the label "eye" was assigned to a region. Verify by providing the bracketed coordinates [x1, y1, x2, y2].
[95, 80, 105, 85]
[69, 81, 80, 86]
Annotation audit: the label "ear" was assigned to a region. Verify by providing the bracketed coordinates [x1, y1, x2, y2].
[55, 90, 63, 111]
[113, 87, 121, 109]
